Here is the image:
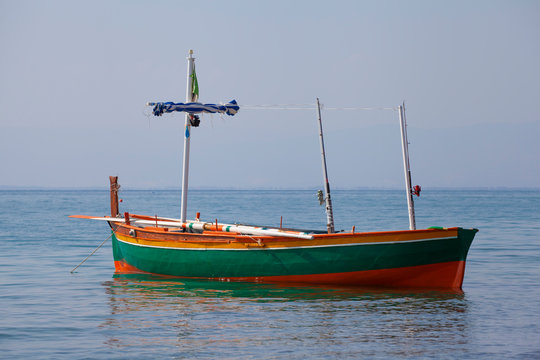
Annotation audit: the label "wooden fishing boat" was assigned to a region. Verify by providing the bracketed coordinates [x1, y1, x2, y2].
[70, 50, 477, 290]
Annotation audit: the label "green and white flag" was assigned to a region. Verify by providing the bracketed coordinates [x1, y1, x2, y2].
[191, 65, 199, 102]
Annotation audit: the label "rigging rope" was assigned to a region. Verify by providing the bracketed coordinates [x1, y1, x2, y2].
[241, 104, 397, 111]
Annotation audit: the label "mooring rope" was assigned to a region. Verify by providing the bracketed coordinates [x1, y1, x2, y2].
[70, 232, 113, 273]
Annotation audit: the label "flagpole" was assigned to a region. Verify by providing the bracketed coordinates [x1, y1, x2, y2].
[181, 50, 195, 223]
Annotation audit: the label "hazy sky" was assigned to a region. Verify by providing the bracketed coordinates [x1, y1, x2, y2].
[1, 0, 539, 189]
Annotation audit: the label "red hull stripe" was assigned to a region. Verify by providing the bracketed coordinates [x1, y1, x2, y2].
[114, 260, 467, 289]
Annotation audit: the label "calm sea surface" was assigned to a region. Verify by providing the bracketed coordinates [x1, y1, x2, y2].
[1, 189, 539, 359]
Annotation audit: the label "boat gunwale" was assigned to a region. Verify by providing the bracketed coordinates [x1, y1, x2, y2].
[111, 221, 472, 247]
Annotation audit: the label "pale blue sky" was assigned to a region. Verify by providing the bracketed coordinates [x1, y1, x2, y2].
[1, 0, 539, 189]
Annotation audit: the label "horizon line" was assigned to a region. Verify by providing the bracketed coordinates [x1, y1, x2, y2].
[1, 186, 539, 191]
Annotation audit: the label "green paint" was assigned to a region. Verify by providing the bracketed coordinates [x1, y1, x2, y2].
[112, 228, 477, 278]
[191, 67, 199, 102]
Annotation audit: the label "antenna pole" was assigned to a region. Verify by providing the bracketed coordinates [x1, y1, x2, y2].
[181, 50, 195, 223]
[316, 98, 335, 233]
[399, 102, 416, 230]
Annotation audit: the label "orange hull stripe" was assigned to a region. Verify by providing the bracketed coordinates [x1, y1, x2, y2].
[114, 260, 147, 274]
[251, 261, 467, 289]
[114, 260, 467, 289]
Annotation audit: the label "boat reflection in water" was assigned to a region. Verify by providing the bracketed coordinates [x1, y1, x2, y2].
[101, 274, 471, 357]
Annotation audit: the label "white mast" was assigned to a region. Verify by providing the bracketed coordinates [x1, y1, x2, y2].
[181, 50, 195, 223]
[316, 98, 335, 233]
[398, 102, 416, 230]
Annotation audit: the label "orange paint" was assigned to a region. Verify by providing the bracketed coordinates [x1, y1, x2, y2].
[114, 260, 148, 274]
[245, 261, 468, 290]
[203, 230, 238, 236]
[114, 259, 468, 290]
[130, 214, 159, 221]
[112, 223, 460, 250]
[144, 226, 168, 231]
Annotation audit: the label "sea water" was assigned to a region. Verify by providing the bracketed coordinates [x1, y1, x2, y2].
[1, 189, 539, 359]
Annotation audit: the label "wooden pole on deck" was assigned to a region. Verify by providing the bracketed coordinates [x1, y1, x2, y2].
[316, 98, 335, 233]
[109, 176, 119, 217]
[181, 50, 196, 223]
[398, 102, 416, 230]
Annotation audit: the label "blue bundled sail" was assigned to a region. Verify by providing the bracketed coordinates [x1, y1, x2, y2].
[148, 100, 239, 116]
